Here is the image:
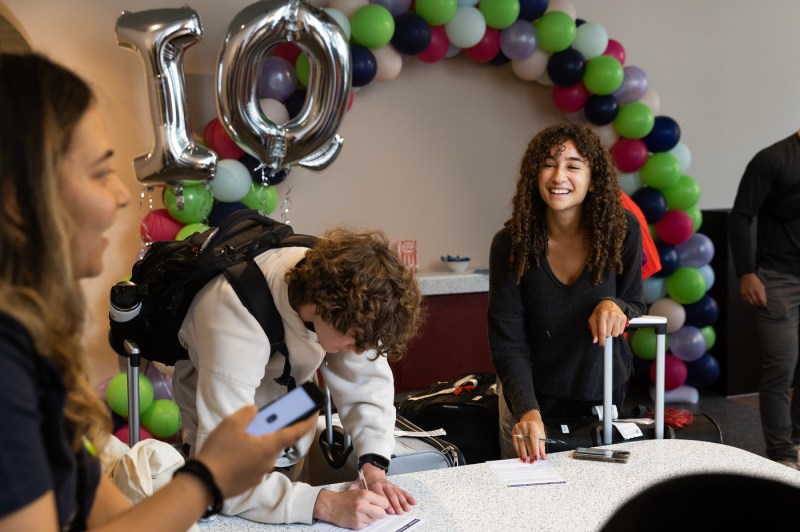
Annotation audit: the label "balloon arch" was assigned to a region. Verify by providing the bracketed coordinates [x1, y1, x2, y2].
[121, 0, 721, 402]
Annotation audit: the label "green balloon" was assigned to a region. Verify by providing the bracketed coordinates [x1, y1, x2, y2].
[700, 325, 716, 351]
[295, 53, 309, 88]
[415, 0, 458, 26]
[242, 184, 278, 215]
[684, 205, 703, 232]
[640, 153, 682, 190]
[140, 399, 181, 439]
[533, 11, 576, 53]
[583, 56, 624, 95]
[663, 174, 701, 210]
[351, 4, 395, 48]
[479, 0, 520, 29]
[164, 184, 212, 224]
[666, 267, 707, 305]
[175, 222, 209, 240]
[614, 102, 655, 139]
[106, 372, 154, 418]
[648, 223, 658, 242]
[631, 328, 659, 361]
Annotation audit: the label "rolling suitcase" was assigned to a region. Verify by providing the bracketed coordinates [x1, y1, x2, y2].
[544, 315, 723, 452]
[307, 385, 463, 486]
[395, 372, 501, 464]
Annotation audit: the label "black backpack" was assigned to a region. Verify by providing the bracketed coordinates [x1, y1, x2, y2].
[108, 209, 317, 389]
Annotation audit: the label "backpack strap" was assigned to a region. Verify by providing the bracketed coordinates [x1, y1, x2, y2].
[224, 260, 295, 390]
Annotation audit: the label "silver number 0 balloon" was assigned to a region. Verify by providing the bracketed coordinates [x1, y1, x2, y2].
[116, 7, 217, 185]
[217, 0, 352, 173]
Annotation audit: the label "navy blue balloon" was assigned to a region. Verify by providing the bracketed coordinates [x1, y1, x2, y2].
[518, 0, 548, 21]
[284, 89, 306, 119]
[351, 44, 377, 87]
[489, 49, 511, 66]
[584, 94, 619, 125]
[643, 115, 681, 152]
[683, 295, 720, 328]
[684, 353, 720, 388]
[631, 186, 668, 223]
[547, 48, 586, 87]
[209, 201, 248, 227]
[575, 18, 586, 27]
[654, 241, 679, 278]
[392, 13, 431, 56]
[632, 355, 654, 388]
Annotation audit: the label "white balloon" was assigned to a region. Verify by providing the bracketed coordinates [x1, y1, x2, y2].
[649, 297, 686, 333]
[618, 172, 643, 196]
[511, 49, 550, 81]
[589, 123, 619, 150]
[210, 159, 252, 202]
[545, 0, 576, 19]
[372, 44, 403, 82]
[259, 98, 290, 124]
[640, 87, 661, 115]
[327, 0, 368, 18]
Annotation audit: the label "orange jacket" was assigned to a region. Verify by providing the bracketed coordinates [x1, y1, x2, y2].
[621, 191, 662, 279]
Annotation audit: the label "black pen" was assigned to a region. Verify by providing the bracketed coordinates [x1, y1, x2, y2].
[513, 434, 567, 445]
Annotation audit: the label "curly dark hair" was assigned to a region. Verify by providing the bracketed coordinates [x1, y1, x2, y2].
[285, 227, 425, 361]
[507, 122, 626, 285]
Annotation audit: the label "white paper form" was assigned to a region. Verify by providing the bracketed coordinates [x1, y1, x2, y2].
[487, 458, 567, 488]
[312, 514, 423, 532]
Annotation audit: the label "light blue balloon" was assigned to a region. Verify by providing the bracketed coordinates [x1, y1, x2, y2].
[669, 142, 692, 172]
[643, 276, 666, 304]
[697, 264, 715, 292]
[572, 21, 608, 59]
[618, 172, 643, 196]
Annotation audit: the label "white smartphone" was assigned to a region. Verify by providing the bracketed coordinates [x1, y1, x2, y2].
[246, 382, 325, 436]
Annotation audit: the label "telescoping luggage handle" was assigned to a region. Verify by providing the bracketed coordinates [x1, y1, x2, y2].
[602, 315, 668, 445]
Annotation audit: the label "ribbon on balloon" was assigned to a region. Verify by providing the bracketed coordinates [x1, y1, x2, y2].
[116, 0, 351, 186]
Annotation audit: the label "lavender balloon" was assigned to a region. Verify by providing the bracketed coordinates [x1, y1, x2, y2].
[258, 56, 298, 102]
[500, 19, 538, 61]
[613, 65, 648, 104]
[676, 232, 715, 268]
[669, 325, 707, 362]
[371, 0, 413, 16]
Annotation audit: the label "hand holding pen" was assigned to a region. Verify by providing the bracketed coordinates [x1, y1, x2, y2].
[513, 434, 566, 445]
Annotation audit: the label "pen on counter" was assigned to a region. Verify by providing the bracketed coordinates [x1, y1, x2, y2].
[513, 434, 567, 445]
[357, 467, 368, 490]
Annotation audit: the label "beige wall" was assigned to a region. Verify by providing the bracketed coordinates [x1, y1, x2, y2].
[3, 0, 799, 384]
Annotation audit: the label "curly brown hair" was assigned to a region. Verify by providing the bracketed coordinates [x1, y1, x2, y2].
[285, 227, 425, 361]
[507, 122, 626, 285]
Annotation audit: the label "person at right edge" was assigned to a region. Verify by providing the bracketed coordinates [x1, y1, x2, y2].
[729, 130, 800, 470]
[488, 123, 646, 463]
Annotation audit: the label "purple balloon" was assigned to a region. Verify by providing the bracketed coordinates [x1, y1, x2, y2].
[500, 20, 538, 61]
[669, 325, 706, 362]
[258, 56, 297, 102]
[676, 233, 715, 268]
[370, 0, 412, 16]
[612, 65, 648, 103]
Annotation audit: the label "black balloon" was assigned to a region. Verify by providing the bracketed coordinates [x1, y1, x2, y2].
[644, 115, 681, 152]
[584, 94, 619, 125]
[547, 48, 586, 87]
[391, 13, 431, 56]
[351, 44, 377, 87]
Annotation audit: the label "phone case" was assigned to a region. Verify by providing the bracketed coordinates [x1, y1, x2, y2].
[572, 447, 630, 463]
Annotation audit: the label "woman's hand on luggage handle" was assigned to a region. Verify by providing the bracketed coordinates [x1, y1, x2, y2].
[588, 299, 628, 346]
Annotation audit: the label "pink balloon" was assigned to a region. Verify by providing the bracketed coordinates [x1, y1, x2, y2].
[464, 28, 501, 64]
[552, 82, 591, 113]
[655, 210, 694, 245]
[140, 208, 183, 243]
[270, 41, 301, 64]
[603, 38, 625, 65]
[610, 138, 648, 173]
[203, 118, 245, 160]
[650, 354, 688, 391]
[418, 25, 449, 63]
[114, 424, 155, 445]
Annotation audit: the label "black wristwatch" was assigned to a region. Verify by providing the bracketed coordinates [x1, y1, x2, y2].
[357, 453, 390, 472]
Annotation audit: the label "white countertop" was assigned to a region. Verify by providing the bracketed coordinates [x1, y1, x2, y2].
[416, 271, 489, 296]
[197, 439, 800, 531]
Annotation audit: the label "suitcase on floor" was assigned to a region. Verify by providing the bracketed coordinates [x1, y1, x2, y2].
[543, 316, 723, 453]
[395, 372, 501, 464]
[306, 386, 463, 486]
